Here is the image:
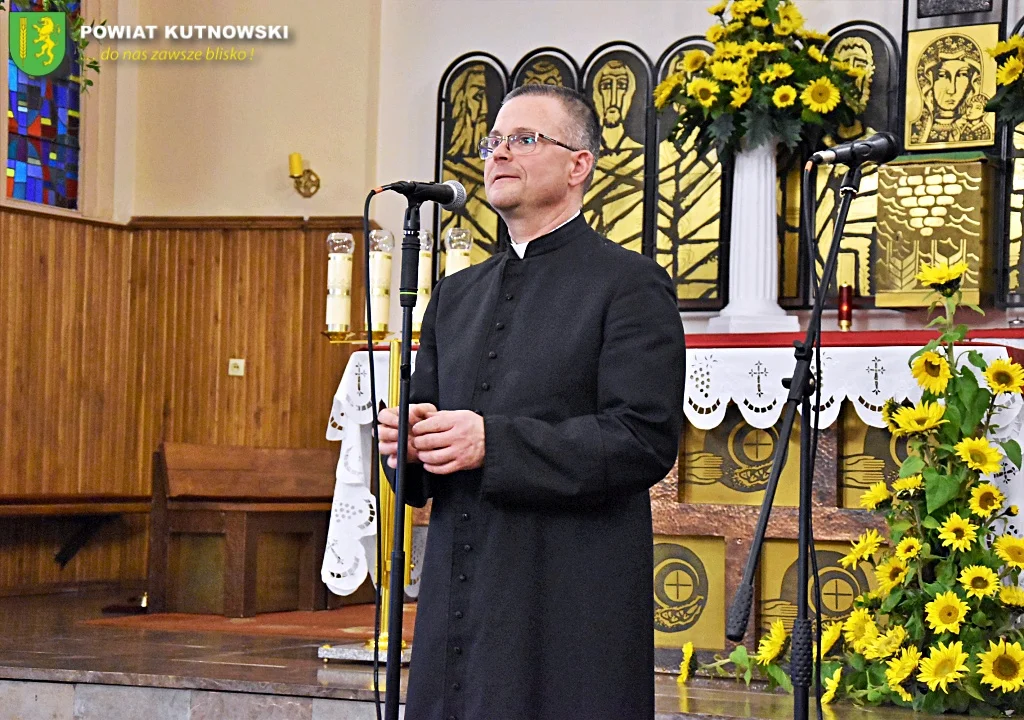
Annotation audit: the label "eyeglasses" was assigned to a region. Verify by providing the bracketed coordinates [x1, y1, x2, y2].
[478, 131, 581, 159]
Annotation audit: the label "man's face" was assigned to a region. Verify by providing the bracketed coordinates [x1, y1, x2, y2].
[484, 95, 578, 215]
[933, 59, 972, 112]
[594, 64, 634, 129]
[465, 73, 487, 122]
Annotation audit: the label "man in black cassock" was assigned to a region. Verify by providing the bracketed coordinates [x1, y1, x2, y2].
[378, 84, 685, 720]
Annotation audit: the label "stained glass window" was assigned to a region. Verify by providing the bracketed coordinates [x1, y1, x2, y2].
[6, 1, 81, 208]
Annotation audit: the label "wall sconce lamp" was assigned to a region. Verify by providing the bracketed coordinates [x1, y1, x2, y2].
[288, 152, 320, 198]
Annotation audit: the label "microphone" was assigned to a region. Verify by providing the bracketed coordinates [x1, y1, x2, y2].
[810, 131, 901, 167]
[377, 180, 467, 210]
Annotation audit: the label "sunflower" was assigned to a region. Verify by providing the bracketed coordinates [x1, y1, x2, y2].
[874, 557, 910, 597]
[711, 61, 743, 83]
[756, 619, 788, 665]
[1012, 505, 1020, 516]
[911, 351, 951, 394]
[970, 483, 1006, 518]
[955, 437, 1003, 475]
[759, 62, 794, 83]
[984, 358, 1024, 394]
[989, 38, 1024, 58]
[891, 684, 913, 703]
[839, 528, 885, 568]
[730, 84, 752, 109]
[938, 513, 978, 552]
[960, 565, 999, 599]
[1000, 585, 1024, 606]
[843, 607, 874, 646]
[707, 24, 727, 43]
[653, 73, 685, 109]
[799, 28, 831, 42]
[853, 623, 879, 657]
[707, 0, 728, 14]
[881, 398, 902, 434]
[859, 481, 891, 510]
[772, 85, 797, 108]
[750, 15, 770, 27]
[886, 645, 922, 686]
[892, 474, 923, 498]
[740, 42, 761, 60]
[725, 21, 743, 34]
[978, 638, 1024, 693]
[918, 641, 969, 692]
[916, 260, 969, 291]
[925, 591, 970, 634]
[895, 536, 922, 561]
[687, 77, 721, 109]
[997, 55, 1024, 86]
[683, 50, 709, 75]
[892, 401, 946, 436]
[678, 641, 696, 684]
[712, 41, 742, 60]
[819, 621, 843, 656]
[821, 667, 842, 704]
[994, 535, 1024, 569]
[865, 626, 908, 660]
[807, 45, 827, 63]
[801, 77, 841, 114]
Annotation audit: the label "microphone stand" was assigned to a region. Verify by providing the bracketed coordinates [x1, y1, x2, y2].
[724, 160, 864, 720]
[383, 199, 423, 720]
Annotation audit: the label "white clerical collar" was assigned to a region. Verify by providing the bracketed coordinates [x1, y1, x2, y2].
[510, 209, 581, 258]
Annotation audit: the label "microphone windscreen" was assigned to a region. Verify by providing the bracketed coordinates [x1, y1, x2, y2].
[442, 180, 467, 211]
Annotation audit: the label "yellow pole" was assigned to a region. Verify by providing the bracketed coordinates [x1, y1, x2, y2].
[369, 338, 412, 651]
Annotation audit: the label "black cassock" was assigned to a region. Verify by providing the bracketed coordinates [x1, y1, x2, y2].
[402, 214, 685, 720]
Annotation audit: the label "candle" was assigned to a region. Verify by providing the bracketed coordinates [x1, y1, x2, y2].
[368, 229, 395, 333]
[414, 230, 434, 331]
[838, 283, 853, 332]
[326, 233, 354, 331]
[289, 152, 303, 178]
[443, 227, 472, 276]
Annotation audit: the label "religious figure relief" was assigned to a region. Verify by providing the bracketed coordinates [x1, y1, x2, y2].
[839, 406, 908, 508]
[652, 543, 708, 633]
[1008, 124, 1024, 297]
[656, 49, 722, 304]
[905, 27, 997, 151]
[440, 62, 503, 262]
[761, 548, 872, 634]
[521, 60, 563, 87]
[584, 58, 647, 254]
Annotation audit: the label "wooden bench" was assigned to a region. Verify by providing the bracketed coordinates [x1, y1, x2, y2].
[148, 442, 336, 618]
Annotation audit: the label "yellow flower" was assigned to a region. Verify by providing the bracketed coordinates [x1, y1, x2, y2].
[843, 607, 874, 646]
[916, 260, 969, 288]
[707, 0, 729, 14]
[1012, 505, 1020, 516]
[839, 529, 885, 568]
[807, 45, 827, 63]
[838, 119, 865, 140]
[778, 3, 804, 27]
[911, 351, 951, 395]
[707, 24, 727, 43]
[731, 0, 764, 17]
[893, 475, 923, 498]
[955, 437, 1003, 475]
[756, 619, 788, 665]
[772, 85, 797, 108]
[997, 55, 1024, 86]
[759, 62, 794, 83]
[886, 645, 922, 686]
[740, 42, 761, 59]
[960, 565, 1000, 599]
[859, 481, 891, 510]
[978, 638, 1024, 693]
[882, 398, 902, 434]
[678, 641, 696, 684]
[683, 50, 709, 74]
[853, 620, 879, 656]
[970, 483, 1006, 518]
[988, 38, 1022, 58]
[938, 513, 978, 552]
[891, 684, 913, 702]
[865, 626, 907, 660]
[799, 28, 831, 43]
[653, 73, 685, 109]
[985, 358, 1024, 394]
[925, 591, 970, 634]
[820, 621, 843, 656]
[994, 535, 1024, 569]
[725, 21, 744, 34]
[687, 77, 721, 109]
[730, 84, 752, 108]
[918, 641, 969, 693]
[1000, 585, 1024, 606]
[892, 401, 946, 436]
[801, 76, 841, 114]
[895, 536, 922, 561]
[712, 41, 743, 60]
[750, 15, 770, 27]
[874, 556, 909, 597]
[821, 668, 842, 704]
[711, 60, 748, 84]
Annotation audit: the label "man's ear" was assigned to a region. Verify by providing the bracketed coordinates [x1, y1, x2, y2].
[568, 151, 595, 190]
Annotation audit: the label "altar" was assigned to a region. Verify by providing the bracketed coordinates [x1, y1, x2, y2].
[321, 329, 1024, 669]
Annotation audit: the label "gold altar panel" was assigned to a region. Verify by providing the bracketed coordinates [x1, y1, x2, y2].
[511, 50, 577, 90]
[875, 156, 987, 306]
[438, 59, 506, 265]
[778, 162, 803, 301]
[653, 536, 726, 650]
[904, 25, 998, 152]
[680, 403, 801, 507]
[760, 539, 878, 635]
[583, 47, 650, 254]
[839, 402, 909, 508]
[1009, 124, 1024, 295]
[655, 42, 722, 304]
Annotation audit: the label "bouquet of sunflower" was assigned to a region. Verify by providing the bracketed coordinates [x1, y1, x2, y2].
[985, 35, 1024, 128]
[652, 0, 864, 155]
[827, 261, 1024, 714]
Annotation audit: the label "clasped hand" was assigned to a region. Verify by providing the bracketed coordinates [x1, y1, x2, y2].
[376, 403, 485, 475]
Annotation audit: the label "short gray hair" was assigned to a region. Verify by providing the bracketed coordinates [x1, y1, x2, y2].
[502, 84, 600, 192]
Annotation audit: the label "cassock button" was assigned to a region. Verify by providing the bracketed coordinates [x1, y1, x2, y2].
[505, 294, 513, 301]
[449, 715, 457, 720]
[495, 322, 505, 330]
[453, 646, 462, 654]
[481, 382, 490, 391]
[488, 351, 497, 359]
[461, 513, 470, 521]
[455, 610, 463, 619]
[459, 573, 468, 581]
[452, 683, 461, 691]
[463, 544, 472, 552]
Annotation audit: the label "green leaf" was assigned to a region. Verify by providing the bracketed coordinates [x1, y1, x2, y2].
[924, 581, 949, 597]
[965, 303, 986, 316]
[967, 351, 988, 371]
[881, 588, 904, 613]
[900, 456, 925, 478]
[922, 691, 947, 714]
[972, 610, 991, 628]
[939, 403, 963, 445]
[743, 666, 752, 685]
[765, 662, 793, 693]
[775, 114, 803, 149]
[922, 515, 940, 529]
[728, 644, 750, 669]
[906, 613, 925, 640]
[925, 469, 961, 514]
[962, 675, 985, 702]
[849, 653, 866, 671]
[890, 519, 911, 543]
[1002, 439, 1022, 470]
